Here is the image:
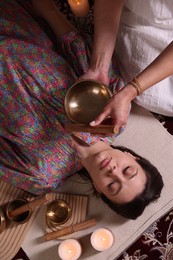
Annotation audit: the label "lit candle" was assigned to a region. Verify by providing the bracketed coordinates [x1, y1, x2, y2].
[58, 239, 82, 260]
[90, 228, 114, 251]
[68, 0, 90, 17]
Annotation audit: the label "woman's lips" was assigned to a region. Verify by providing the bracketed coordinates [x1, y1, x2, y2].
[99, 157, 112, 171]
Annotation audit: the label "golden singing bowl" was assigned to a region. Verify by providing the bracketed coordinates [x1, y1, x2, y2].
[0, 207, 6, 234]
[6, 198, 32, 224]
[65, 80, 112, 124]
[46, 199, 72, 226]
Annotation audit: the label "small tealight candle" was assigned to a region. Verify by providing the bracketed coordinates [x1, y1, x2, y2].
[58, 239, 82, 260]
[68, 0, 90, 17]
[90, 228, 114, 251]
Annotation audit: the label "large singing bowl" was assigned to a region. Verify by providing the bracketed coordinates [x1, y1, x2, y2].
[64, 80, 112, 124]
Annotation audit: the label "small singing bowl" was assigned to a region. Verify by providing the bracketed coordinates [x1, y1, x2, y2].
[6, 198, 32, 224]
[0, 207, 6, 234]
[64, 80, 112, 124]
[46, 199, 72, 226]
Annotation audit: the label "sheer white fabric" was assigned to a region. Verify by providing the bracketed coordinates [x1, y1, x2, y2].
[115, 0, 173, 116]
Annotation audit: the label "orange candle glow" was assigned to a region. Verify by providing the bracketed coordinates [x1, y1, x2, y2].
[90, 228, 114, 251]
[58, 239, 82, 260]
[68, 0, 90, 17]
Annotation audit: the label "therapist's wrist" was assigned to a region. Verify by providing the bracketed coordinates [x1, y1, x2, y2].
[90, 51, 112, 72]
[120, 84, 139, 101]
[128, 77, 143, 96]
[120, 77, 143, 101]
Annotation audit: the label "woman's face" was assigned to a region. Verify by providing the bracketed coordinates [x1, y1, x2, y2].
[81, 146, 147, 204]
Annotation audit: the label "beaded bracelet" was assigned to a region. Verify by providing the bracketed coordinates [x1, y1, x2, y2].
[128, 77, 143, 96]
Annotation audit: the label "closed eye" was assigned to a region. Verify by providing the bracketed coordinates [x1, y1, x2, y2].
[123, 166, 138, 178]
[123, 166, 130, 175]
[109, 168, 138, 196]
[108, 181, 121, 195]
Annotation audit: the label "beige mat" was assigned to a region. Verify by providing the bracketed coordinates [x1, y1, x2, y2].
[19, 103, 173, 259]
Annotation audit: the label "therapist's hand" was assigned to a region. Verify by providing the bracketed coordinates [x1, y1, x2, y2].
[89, 84, 137, 132]
[79, 68, 110, 86]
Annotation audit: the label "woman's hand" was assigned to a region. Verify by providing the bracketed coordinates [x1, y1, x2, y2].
[89, 84, 138, 132]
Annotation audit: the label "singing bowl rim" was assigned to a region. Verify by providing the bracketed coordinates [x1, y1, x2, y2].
[0, 207, 6, 234]
[6, 198, 32, 224]
[46, 199, 72, 226]
[64, 79, 112, 124]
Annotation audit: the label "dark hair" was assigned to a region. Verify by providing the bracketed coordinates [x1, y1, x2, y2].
[80, 146, 164, 220]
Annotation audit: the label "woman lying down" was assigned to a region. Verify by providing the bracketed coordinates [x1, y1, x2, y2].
[0, 0, 163, 219]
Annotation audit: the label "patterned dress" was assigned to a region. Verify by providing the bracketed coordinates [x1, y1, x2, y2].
[0, 0, 124, 195]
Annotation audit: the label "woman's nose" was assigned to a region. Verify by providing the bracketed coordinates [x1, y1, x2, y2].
[108, 166, 116, 176]
[109, 167, 125, 181]
[108, 166, 115, 176]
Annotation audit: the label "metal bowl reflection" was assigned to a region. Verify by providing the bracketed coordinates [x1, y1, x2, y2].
[6, 198, 32, 224]
[46, 199, 72, 227]
[64, 80, 112, 124]
[0, 207, 6, 234]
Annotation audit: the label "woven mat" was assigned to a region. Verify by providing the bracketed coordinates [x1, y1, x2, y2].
[22, 103, 173, 260]
[0, 182, 38, 260]
[0, 182, 88, 260]
[43, 193, 88, 239]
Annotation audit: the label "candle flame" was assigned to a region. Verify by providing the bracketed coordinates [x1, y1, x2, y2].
[72, 0, 82, 5]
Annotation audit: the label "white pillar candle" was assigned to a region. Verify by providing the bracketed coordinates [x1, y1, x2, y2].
[90, 228, 114, 251]
[58, 239, 82, 260]
[68, 0, 90, 17]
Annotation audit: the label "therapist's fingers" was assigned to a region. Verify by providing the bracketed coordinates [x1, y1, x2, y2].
[90, 109, 110, 127]
[89, 105, 126, 126]
[89, 90, 132, 131]
[89, 107, 129, 135]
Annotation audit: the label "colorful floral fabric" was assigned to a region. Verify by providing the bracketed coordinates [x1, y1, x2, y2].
[0, 0, 124, 195]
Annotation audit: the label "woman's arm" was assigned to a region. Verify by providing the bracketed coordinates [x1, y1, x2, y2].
[80, 0, 124, 85]
[90, 41, 173, 130]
